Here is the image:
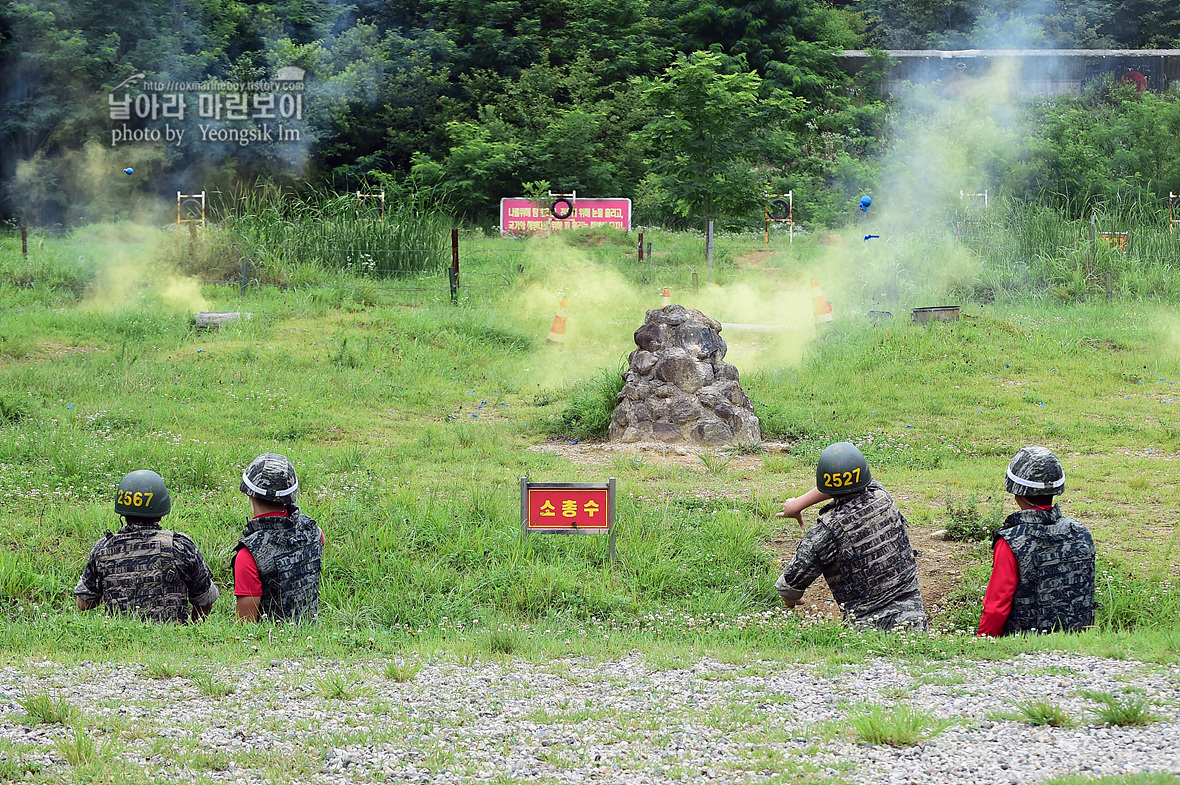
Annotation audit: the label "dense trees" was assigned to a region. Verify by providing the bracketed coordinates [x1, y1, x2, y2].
[2, 0, 1179, 227]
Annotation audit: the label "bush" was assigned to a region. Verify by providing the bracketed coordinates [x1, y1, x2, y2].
[942, 492, 1003, 542]
[550, 363, 626, 440]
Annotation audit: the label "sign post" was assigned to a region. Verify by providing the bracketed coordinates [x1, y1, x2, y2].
[520, 478, 616, 563]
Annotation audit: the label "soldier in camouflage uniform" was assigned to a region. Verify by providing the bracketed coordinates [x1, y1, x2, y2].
[232, 453, 323, 623]
[75, 470, 219, 623]
[775, 442, 927, 631]
[978, 446, 1095, 636]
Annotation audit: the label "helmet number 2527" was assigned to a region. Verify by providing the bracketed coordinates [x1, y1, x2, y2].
[823, 469, 860, 489]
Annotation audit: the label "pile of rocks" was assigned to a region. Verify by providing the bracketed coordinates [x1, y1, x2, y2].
[609, 305, 761, 446]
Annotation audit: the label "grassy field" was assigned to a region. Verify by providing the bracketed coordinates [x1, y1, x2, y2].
[0, 220, 1178, 669]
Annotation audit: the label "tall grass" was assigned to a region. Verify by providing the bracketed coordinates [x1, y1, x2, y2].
[953, 195, 1180, 303]
[211, 183, 452, 278]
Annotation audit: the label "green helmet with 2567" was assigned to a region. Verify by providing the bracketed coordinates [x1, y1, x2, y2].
[114, 469, 172, 518]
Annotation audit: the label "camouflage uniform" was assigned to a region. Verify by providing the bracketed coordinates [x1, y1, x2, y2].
[233, 509, 322, 623]
[993, 506, 1095, 634]
[75, 521, 220, 623]
[776, 480, 927, 631]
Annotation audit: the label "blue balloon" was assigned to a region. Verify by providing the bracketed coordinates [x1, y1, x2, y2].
[859, 195, 872, 211]
[123, 168, 134, 175]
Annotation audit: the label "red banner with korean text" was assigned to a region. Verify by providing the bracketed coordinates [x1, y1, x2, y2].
[500, 198, 631, 236]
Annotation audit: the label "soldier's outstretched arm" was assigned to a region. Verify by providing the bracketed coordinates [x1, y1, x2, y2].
[776, 488, 832, 526]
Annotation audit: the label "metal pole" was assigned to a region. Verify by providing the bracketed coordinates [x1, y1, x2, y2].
[21, 225, 27, 260]
[450, 227, 460, 303]
[520, 477, 529, 547]
[638, 231, 644, 261]
[789, 191, 794, 245]
[240, 259, 248, 296]
[706, 220, 714, 284]
[692, 272, 698, 291]
[607, 477, 616, 564]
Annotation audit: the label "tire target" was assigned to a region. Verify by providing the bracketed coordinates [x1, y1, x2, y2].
[768, 198, 790, 220]
[550, 197, 574, 220]
[180, 198, 204, 220]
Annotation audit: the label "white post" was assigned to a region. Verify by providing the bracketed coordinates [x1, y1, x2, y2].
[707, 220, 714, 284]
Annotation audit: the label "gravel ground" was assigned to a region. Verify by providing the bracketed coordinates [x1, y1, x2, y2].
[0, 652, 1177, 784]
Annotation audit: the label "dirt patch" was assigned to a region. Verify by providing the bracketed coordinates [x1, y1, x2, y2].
[734, 250, 775, 270]
[527, 438, 794, 472]
[768, 524, 975, 622]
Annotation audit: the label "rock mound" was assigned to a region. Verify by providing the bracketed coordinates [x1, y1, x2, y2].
[609, 305, 761, 446]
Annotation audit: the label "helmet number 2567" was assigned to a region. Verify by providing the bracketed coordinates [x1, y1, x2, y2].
[116, 490, 153, 507]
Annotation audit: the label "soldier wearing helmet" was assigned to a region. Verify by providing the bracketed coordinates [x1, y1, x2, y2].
[75, 470, 219, 623]
[232, 453, 323, 623]
[774, 442, 927, 631]
[977, 446, 1095, 636]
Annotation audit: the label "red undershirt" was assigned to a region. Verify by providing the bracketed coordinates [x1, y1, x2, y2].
[977, 504, 1053, 637]
[233, 512, 325, 598]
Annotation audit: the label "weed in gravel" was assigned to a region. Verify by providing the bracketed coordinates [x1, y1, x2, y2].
[385, 660, 422, 683]
[1006, 698, 1076, 727]
[316, 671, 363, 700]
[190, 671, 236, 699]
[54, 725, 103, 766]
[846, 703, 952, 747]
[142, 658, 184, 680]
[1080, 690, 1163, 726]
[0, 740, 41, 778]
[17, 692, 78, 725]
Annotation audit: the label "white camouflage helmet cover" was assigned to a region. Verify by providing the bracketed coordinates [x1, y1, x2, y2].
[1005, 445, 1065, 497]
[240, 452, 298, 503]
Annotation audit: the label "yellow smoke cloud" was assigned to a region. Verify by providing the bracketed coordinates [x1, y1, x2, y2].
[514, 235, 819, 390]
[78, 222, 210, 312]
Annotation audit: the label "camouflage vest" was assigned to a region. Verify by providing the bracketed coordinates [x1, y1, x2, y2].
[94, 525, 189, 623]
[995, 506, 1095, 634]
[235, 511, 322, 623]
[818, 480, 921, 618]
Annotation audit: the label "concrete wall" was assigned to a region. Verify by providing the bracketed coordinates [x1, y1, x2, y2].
[841, 50, 1180, 97]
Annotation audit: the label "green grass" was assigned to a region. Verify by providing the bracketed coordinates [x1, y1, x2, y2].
[315, 671, 364, 700]
[17, 693, 79, 725]
[189, 671, 236, 699]
[1041, 775, 1180, 785]
[845, 703, 952, 746]
[384, 660, 422, 682]
[1005, 698, 1076, 727]
[1, 225, 1179, 667]
[53, 725, 103, 766]
[1080, 690, 1165, 726]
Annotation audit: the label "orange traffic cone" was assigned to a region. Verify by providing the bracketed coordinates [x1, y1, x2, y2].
[661, 287, 671, 307]
[811, 278, 833, 325]
[547, 298, 568, 344]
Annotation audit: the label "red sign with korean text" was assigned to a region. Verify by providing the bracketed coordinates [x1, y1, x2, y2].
[500, 198, 631, 236]
[526, 487, 610, 530]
